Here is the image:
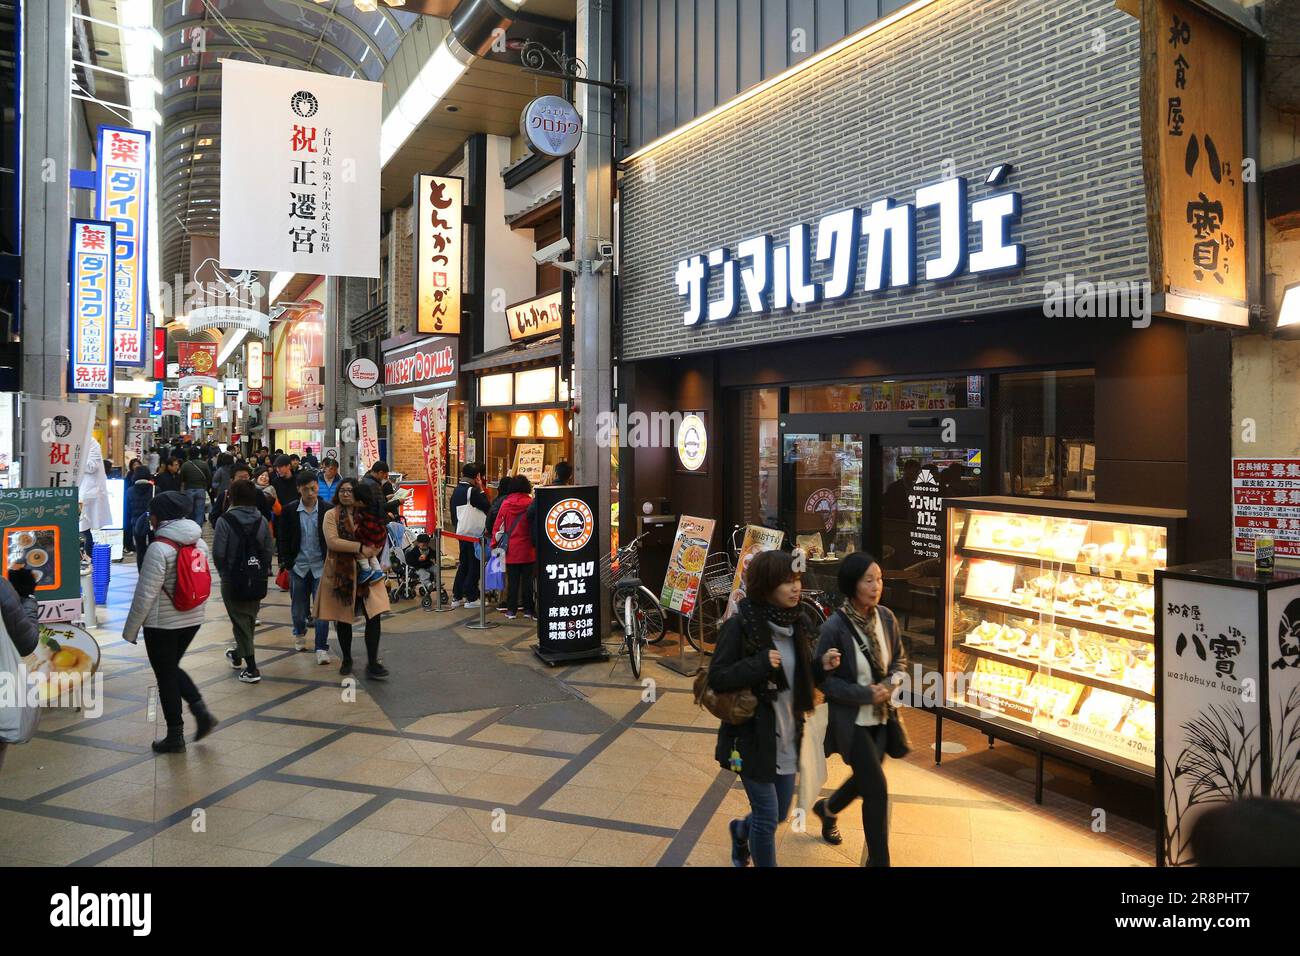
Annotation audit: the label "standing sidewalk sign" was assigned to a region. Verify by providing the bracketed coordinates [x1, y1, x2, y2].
[95, 125, 150, 366]
[731, 524, 786, 597]
[1156, 562, 1300, 865]
[660, 515, 715, 617]
[68, 219, 116, 394]
[0, 487, 82, 622]
[534, 485, 606, 665]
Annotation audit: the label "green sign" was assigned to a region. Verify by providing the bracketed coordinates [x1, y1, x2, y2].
[0, 487, 81, 620]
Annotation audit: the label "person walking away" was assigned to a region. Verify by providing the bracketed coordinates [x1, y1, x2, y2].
[317, 479, 390, 679]
[0, 572, 39, 772]
[123, 459, 142, 553]
[122, 491, 217, 753]
[209, 452, 235, 525]
[709, 549, 823, 867]
[269, 455, 299, 511]
[317, 458, 342, 505]
[213, 480, 272, 684]
[450, 464, 489, 608]
[492, 476, 536, 619]
[146, 448, 161, 473]
[277, 470, 333, 663]
[180, 448, 211, 527]
[811, 552, 908, 867]
[125, 466, 154, 556]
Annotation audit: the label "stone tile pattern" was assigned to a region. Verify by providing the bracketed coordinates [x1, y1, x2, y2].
[618, 0, 1148, 361]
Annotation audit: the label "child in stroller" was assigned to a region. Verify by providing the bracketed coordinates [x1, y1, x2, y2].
[387, 524, 441, 609]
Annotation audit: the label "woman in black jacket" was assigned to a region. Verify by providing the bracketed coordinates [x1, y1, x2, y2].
[811, 551, 908, 867]
[708, 549, 834, 867]
[124, 467, 154, 555]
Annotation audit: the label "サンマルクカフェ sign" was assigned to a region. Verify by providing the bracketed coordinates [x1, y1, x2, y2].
[219, 61, 381, 278]
[414, 174, 463, 335]
[674, 168, 1023, 326]
[507, 289, 563, 343]
[383, 337, 458, 395]
[68, 219, 115, 394]
[534, 485, 606, 665]
[1139, 0, 1248, 326]
[95, 126, 150, 367]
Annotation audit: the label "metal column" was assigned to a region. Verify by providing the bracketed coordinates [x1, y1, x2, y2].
[573, 0, 615, 634]
[20, 0, 74, 400]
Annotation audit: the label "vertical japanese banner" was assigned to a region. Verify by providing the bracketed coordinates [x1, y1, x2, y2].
[95, 126, 150, 366]
[219, 61, 380, 278]
[413, 393, 448, 533]
[67, 219, 116, 394]
[153, 325, 167, 379]
[1140, 0, 1247, 325]
[1158, 577, 1261, 865]
[414, 174, 463, 334]
[357, 407, 379, 472]
[22, 401, 95, 488]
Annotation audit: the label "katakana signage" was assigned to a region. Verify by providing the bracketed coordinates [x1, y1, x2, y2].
[94, 125, 150, 367]
[68, 219, 115, 394]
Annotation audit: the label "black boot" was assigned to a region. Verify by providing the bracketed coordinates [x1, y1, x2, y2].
[191, 701, 218, 741]
[152, 725, 186, 754]
[812, 799, 843, 845]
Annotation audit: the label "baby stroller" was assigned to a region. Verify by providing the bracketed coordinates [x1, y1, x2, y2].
[386, 523, 446, 610]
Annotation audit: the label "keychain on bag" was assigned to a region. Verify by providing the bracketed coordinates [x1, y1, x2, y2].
[728, 747, 743, 774]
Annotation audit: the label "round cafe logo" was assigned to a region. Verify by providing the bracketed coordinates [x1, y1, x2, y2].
[545, 498, 593, 552]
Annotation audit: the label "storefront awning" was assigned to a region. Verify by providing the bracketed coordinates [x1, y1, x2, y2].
[460, 338, 560, 373]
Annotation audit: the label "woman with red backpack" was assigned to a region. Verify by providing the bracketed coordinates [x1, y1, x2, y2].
[122, 490, 217, 753]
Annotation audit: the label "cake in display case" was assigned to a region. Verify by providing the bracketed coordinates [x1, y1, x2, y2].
[938, 496, 1185, 790]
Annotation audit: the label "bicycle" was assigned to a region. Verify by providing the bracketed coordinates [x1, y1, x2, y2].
[601, 531, 667, 645]
[611, 575, 648, 678]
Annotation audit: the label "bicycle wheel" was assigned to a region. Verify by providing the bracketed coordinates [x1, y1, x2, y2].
[623, 594, 642, 679]
[799, 595, 829, 623]
[683, 593, 727, 654]
[610, 585, 667, 644]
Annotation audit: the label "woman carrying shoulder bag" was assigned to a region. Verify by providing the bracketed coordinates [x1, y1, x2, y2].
[812, 551, 909, 867]
[709, 549, 833, 867]
[316, 478, 391, 680]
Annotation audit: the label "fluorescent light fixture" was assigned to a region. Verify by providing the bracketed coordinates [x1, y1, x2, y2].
[113, 379, 159, 397]
[268, 272, 295, 302]
[380, 39, 468, 167]
[1278, 282, 1300, 329]
[217, 329, 249, 367]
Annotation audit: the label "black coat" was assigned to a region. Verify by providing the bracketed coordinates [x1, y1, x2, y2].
[275, 498, 331, 570]
[708, 601, 818, 782]
[154, 470, 182, 494]
[813, 606, 907, 761]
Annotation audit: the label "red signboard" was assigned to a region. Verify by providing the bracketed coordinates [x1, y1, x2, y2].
[247, 388, 263, 406]
[177, 341, 218, 378]
[154, 326, 167, 379]
[397, 482, 432, 534]
[1231, 458, 1300, 558]
[384, 340, 457, 389]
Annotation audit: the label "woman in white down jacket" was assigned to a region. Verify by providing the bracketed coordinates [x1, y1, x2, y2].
[122, 490, 218, 753]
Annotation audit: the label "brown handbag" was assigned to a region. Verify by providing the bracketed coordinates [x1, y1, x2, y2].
[693, 666, 759, 725]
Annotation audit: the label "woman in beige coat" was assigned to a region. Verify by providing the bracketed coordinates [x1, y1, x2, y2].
[315, 478, 391, 679]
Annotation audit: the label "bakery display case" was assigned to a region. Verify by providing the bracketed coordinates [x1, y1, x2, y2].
[937, 496, 1185, 796]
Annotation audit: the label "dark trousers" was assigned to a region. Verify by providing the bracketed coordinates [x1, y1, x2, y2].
[134, 535, 149, 571]
[336, 614, 381, 665]
[505, 562, 534, 614]
[826, 723, 891, 866]
[143, 625, 203, 731]
[454, 540, 479, 601]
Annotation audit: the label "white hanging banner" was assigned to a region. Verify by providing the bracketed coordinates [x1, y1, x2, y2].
[219, 60, 381, 278]
[357, 406, 379, 472]
[22, 400, 96, 489]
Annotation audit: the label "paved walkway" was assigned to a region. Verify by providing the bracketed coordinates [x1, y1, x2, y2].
[0, 557, 1155, 867]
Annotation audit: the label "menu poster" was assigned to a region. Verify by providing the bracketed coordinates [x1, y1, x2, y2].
[513, 443, 546, 485]
[0, 487, 81, 622]
[731, 524, 785, 595]
[1231, 458, 1300, 559]
[660, 515, 715, 617]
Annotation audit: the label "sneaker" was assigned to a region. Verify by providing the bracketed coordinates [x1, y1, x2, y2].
[729, 819, 751, 867]
[224, 648, 242, 669]
[812, 799, 843, 846]
[366, 662, 390, 680]
[504, 611, 517, 620]
[238, 667, 261, 684]
[449, 598, 464, 609]
[496, 605, 510, 613]
[464, 600, 482, 609]
[316, 649, 332, 665]
[293, 634, 307, 652]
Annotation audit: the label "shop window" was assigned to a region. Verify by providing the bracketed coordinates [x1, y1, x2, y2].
[737, 388, 779, 530]
[514, 367, 556, 405]
[480, 373, 513, 407]
[789, 377, 983, 414]
[996, 370, 1096, 500]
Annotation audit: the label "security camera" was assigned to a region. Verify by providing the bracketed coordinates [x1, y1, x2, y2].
[597, 241, 614, 259]
[532, 237, 572, 266]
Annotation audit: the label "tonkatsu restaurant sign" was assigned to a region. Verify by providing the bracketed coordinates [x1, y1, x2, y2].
[674, 167, 1024, 326]
[507, 289, 563, 343]
[414, 174, 463, 334]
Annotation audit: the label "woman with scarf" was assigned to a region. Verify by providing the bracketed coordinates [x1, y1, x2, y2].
[709, 549, 834, 867]
[811, 551, 908, 867]
[315, 477, 391, 680]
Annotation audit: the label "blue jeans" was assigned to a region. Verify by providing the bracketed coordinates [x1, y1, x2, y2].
[186, 488, 207, 526]
[738, 772, 796, 868]
[290, 567, 330, 651]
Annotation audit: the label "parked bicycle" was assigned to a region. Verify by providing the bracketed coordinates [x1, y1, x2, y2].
[602, 531, 667, 646]
[609, 575, 649, 678]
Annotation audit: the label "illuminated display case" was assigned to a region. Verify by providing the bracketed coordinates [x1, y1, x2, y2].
[938, 496, 1186, 796]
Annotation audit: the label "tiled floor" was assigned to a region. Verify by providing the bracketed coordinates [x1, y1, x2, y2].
[0, 558, 1156, 867]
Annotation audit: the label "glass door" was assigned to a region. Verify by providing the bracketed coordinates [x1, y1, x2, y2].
[780, 430, 864, 597]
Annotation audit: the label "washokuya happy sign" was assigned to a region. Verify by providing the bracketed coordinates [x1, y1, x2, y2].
[673, 165, 1023, 326]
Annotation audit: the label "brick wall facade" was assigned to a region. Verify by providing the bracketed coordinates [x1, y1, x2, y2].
[619, 0, 1149, 362]
[389, 204, 414, 335]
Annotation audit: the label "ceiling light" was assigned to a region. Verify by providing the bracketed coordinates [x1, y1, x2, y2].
[379, 37, 468, 167]
[1278, 282, 1300, 330]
